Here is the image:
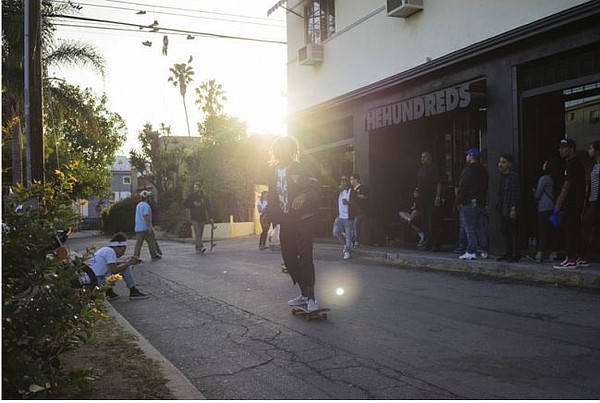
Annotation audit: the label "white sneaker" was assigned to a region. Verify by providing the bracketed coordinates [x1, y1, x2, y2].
[343, 251, 350, 260]
[480, 251, 488, 259]
[459, 252, 477, 260]
[306, 299, 319, 312]
[287, 295, 307, 306]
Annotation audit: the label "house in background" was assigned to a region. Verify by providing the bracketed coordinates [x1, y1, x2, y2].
[77, 155, 137, 229]
[272, 0, 600, 251]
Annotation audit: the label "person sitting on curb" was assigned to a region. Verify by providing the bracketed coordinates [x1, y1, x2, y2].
[85, 232, 149, 300]
[398, 201, 426, 248]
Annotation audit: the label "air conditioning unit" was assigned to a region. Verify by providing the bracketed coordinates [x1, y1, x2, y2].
[386, 0, 423, 18]
[298, 43, 324, 65]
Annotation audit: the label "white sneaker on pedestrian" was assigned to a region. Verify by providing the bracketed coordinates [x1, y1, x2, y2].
[343, 251, 350, 260]
[306, 299, 320, 312]
[459, 252, 477, 260]
[287, 295, 307, 306]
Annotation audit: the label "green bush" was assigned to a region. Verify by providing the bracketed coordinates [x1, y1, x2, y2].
[2, 177, 103, 398]
[100, 196, 136, 235]
[159, 201, 191, 238]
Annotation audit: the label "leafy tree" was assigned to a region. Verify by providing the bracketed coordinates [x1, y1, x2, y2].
[44, 82, 126, 200]
[2, 0, 107, 185]
[129, 123, 186, 210]
[194, 79, 227, 117]
[167, 63, 194, 136]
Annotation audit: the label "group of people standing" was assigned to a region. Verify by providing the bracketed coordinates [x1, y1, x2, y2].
[398, 139, 599, 269]
[453, 139, 599, 267]
[332, 174, 369, 260]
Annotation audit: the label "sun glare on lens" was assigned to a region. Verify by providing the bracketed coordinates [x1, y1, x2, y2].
[336, 287, 345, 296]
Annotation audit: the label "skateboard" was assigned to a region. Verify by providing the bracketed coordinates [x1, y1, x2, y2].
[209, 222, 217, 251]
[291, 305, 330, 320]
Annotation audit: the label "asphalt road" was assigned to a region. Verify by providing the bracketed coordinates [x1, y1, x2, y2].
[69, 235, 600, 399]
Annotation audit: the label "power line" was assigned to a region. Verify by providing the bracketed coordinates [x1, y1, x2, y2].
[57, 0, 286, 27]
[50, 14, 287, 44]
[74, 0, 285, 23]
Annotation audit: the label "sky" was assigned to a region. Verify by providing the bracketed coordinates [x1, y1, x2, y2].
[49, 0, 288, 154]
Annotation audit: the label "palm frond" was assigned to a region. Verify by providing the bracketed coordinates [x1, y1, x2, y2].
[44, 41, 106, 78]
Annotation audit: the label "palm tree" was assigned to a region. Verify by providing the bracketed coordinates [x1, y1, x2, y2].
[2, 0, 106, 184]
[195, 79, 228, 117]
[167, 63, 195, 136]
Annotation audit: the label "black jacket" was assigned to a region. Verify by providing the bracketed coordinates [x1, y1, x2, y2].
[183, 191, 211, 222]
[266, 161, 319, 223]
[456, 162, 488, 205]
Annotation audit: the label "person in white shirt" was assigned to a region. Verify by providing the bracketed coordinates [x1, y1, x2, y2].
[581, 140, 600, 266]
[333, 176, 355, 260]
[256, 191, 271, 250]
[86, 232, 148, 300]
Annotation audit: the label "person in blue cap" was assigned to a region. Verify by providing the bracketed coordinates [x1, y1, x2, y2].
[455, 148, 488, 260]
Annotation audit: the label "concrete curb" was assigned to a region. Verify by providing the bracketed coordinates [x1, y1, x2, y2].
[314, 243, 600, 291]
[105, 303, 206, 400]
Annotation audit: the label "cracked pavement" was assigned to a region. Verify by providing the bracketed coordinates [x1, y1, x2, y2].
[70, 235, 600, 399]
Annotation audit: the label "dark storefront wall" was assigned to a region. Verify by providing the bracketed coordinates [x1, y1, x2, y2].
[367, 104, 487, 246]
[290, 3, 600, 249]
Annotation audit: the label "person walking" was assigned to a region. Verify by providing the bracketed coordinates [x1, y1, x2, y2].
[266, 136, 321, 312]
[184, 181, 212, 254]
[256, 190, 271, 250]
[455, 148, 488, 260]
[86, 232, 149, 300]
[133, 190, 161, 261]
[349, 173, 368, 248]
[333, 176, 355, 260]
[496, 154, 521, 262]
[580, 140, 600, 266]
[415, 151, 444, 251]
[553, 138, 586, 269]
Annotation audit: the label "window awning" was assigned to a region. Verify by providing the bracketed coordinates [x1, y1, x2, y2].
[267, 0, 303, 17]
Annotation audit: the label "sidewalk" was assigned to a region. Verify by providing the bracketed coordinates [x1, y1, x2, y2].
[317, 241, 600, 291]
[153, 231, 600, 291]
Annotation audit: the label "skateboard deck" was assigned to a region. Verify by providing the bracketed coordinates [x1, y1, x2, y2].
[209, 223, 217, 251]
[291, 306, 330, 320]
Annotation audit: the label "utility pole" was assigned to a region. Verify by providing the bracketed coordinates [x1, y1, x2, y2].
[24, 0, 44, 184]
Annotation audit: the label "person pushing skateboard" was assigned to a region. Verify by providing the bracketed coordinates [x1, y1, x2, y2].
[184, 181, 213, 254]
[265, 136, 322, 312]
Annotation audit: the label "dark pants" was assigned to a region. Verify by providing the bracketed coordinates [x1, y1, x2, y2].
[537, 210, 554, 256]
[500, 216, 520, 259]
[564, 208, 583, 259]
[420, 202, 442, 249]
[259, 215, 270, 247]
[279, 214, 315, 298]
[582, 201, 599, 257]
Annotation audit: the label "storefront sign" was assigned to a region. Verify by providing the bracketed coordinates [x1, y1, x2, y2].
[366, 83, 472, 131]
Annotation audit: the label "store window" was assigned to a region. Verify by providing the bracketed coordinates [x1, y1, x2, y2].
[304, 0, 335, 44]
[590, 110, 599, 124]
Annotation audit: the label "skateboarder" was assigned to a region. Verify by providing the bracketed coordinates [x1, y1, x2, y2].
[266, 136, 321, 312]
[184, 181, 212, 254]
